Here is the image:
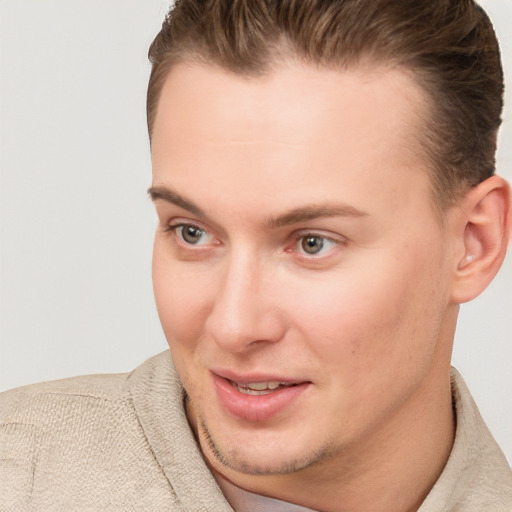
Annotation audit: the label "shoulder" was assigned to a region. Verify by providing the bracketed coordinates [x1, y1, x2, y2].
[420, 369, 512, 511]
[0, 350, 173, 423]
[0, 371, 136, 475]
[0, 352, 182, 509]
[450, 369, 512, 509]
[0, 370, 131, 425]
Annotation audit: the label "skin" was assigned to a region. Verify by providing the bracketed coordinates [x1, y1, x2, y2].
[149, 60, 509, 511]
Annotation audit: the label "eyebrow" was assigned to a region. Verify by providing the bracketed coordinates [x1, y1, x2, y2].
[267, 204, 368, 228]
[148, 186, 205, 216]
[148, 185, 368, 227]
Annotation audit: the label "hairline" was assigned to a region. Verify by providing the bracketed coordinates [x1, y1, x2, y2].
[147, 49, 468, 220]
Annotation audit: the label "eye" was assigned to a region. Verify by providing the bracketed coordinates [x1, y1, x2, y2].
[180, 225, 206, 244]
[168, 223, 215, 246]
[298, 235, 338, 256]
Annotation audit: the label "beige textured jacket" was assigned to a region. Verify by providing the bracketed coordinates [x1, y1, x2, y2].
[1, 351, 511, 511]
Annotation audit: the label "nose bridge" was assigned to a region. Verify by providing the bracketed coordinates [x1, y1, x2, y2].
[206, 245, 282, 351]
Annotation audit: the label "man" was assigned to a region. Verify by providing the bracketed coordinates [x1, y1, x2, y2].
[1, 0, 511, 510]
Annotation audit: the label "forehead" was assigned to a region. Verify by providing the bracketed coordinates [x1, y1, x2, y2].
[152, 60, 426, 149]
[150, 61, 433, 220]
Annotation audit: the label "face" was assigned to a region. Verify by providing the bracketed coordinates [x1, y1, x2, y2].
[150, 61, 456, 479]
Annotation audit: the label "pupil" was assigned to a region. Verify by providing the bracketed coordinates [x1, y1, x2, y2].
[302, 236, 323, 254]
[183, 226, 202, 244]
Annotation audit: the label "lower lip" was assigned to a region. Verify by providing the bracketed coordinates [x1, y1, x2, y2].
[213, 374, 310, 422]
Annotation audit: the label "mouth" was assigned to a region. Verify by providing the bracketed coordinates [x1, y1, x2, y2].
[212, 371, 310, 422]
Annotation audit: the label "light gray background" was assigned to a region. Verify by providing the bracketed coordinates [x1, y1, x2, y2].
[1, 0, 511, 463]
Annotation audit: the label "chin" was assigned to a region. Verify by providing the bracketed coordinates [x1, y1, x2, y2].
[199, 417, 337, 476]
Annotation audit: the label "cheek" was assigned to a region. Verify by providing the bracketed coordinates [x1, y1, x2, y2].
[284, 248, 448, 434]
[288, 245, 446, 371]
[152, 242, 214, 351]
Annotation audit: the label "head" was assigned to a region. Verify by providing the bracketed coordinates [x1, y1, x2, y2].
[147, 0, 509, 505]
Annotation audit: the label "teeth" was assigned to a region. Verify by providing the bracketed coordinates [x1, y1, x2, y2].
[244, 381, 282, 391]
[233, 381, 294, 395]
[236, 385, 273, 396]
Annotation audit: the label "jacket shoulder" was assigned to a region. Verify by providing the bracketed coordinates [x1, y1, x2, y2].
[0, 370, 172, 509]
[0, 371, 131, 423]
[0, 350, 173, 426]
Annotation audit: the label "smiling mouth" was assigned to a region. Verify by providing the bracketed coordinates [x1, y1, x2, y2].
[214, 374, 310, 421]
[231, 380, 299, 396]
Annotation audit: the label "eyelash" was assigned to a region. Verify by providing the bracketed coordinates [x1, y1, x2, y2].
[164, 221, 343, 258]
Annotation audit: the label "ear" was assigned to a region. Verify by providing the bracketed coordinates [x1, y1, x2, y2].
[450, 175, 510, 304]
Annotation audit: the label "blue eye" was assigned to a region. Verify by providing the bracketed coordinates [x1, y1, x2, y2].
[299, 235, 337, 255]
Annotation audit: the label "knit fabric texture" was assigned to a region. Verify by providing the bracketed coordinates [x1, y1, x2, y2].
[1, 350, 511, 511]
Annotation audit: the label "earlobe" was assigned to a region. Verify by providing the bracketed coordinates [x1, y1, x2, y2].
[451, 176, 510, 304]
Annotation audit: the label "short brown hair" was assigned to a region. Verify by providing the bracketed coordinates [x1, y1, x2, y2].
[147, 0, 504, 209]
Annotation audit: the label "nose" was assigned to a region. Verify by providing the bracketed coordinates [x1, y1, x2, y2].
[205, 249, 286, 353]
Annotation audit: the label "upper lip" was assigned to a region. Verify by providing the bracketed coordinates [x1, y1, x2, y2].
[211, 368, 309, 385]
